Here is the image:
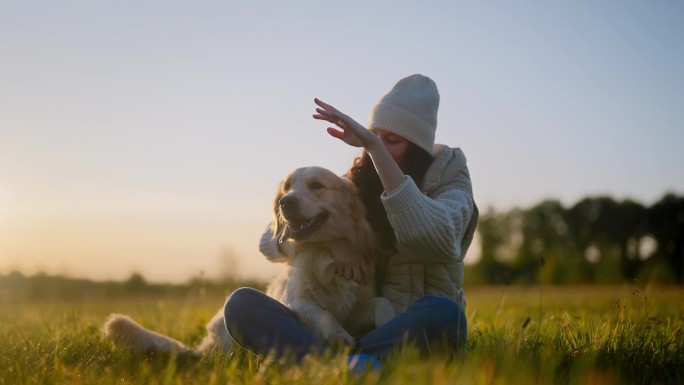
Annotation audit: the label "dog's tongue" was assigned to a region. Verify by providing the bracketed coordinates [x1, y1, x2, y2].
[279, 225, 292, 243]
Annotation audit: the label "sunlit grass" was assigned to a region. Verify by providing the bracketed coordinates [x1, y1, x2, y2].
[1, 285, 682, 384]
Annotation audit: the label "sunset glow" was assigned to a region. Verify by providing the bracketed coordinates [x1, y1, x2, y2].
[1, 1, 682, 283]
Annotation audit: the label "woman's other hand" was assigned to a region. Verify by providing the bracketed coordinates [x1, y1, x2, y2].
[330, 247, 373, 285]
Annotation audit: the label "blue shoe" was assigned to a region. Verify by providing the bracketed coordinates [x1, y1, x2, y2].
[347, 354, 381, 374]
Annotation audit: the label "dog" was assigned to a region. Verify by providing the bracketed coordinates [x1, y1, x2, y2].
[104, 166, 394, 355]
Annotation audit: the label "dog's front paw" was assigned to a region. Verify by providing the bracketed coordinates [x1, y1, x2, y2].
[319, 313, 356, 347]
[325, 326, 356, 348]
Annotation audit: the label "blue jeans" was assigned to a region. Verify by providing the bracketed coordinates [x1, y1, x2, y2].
[223, 287, 467, 361]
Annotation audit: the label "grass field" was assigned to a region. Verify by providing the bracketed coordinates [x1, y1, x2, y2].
[1, 284, 682, 384]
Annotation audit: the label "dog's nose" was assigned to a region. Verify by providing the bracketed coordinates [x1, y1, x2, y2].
[279, 195, 299, 216]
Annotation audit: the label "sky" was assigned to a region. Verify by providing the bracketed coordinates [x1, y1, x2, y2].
[1, 1, 683, 283]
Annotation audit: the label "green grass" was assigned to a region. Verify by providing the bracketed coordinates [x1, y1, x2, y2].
[1, 285, 682, 384]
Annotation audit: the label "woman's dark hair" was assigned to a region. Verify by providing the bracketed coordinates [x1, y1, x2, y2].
[346, 142, 434, 252]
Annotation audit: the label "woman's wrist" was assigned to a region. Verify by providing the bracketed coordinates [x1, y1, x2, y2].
[366, 142, 406, 193]
[360, 129, 384, 153]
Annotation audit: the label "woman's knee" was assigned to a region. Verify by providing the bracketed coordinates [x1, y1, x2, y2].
[410, 296, 467, 350]
[223, 287, 262, 325]
[411, 295, 467, 331]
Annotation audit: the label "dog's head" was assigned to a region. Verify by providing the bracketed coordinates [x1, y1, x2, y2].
[272, 166, 372, 248]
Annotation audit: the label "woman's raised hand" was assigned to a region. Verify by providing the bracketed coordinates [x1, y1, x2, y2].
[313, 98, 380, 150]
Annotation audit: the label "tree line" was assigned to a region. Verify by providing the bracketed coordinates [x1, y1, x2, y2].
[467, 193, 684, 285]
[0, 271, 265, 302]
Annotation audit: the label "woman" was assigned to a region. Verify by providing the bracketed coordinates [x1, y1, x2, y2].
[223, 74, 478, 363]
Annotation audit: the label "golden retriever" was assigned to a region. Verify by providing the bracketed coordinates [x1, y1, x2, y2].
[104, 166, 393, 354]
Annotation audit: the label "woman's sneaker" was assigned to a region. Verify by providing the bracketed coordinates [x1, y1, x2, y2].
[347, 354, 381, 374]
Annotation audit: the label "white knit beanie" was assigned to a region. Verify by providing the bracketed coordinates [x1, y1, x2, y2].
[368, 74, 440, 154]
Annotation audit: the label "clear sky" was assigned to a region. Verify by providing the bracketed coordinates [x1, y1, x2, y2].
[1, 1, 683, 283]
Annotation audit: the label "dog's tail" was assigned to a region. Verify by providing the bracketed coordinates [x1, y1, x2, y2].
[103, 313, 192, 355]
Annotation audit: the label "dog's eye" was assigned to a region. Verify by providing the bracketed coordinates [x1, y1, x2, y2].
[283, 182, 291, 191]
[309, 181, 324, 190]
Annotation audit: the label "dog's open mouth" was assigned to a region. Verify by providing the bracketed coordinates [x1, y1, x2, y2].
[282, 211, 329, 240]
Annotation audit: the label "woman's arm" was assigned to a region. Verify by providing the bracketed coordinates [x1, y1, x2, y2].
[259, 223, 295, 263]
[313, 98, 404, 193]
[382, 175, 474, 263]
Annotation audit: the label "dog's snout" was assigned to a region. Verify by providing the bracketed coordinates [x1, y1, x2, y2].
[279, 195, 299, 215]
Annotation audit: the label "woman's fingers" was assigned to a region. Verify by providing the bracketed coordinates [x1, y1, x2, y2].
[353, 265, 364, 284]
[314, 108, 346, 127]
[358, 261, 367, 285]
[314, 98, 333, 110]
[314, 98, 368, 147]
[313, 112, 344, 129]
[314, 99, 346, 123]
[327, 127, 346, 139]
[331, 250, 370, 285]
[312, 113, 334, 123]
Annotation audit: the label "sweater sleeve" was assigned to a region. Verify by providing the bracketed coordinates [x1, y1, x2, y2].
[259, 223, 295, 263]
[381, 175, 474, 263]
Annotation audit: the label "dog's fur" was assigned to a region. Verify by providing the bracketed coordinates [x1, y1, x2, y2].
[104, 166, 393, 354]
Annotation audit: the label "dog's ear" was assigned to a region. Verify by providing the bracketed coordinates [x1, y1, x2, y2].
[340, 176, 375, 252]
[341, 177, 366, 220]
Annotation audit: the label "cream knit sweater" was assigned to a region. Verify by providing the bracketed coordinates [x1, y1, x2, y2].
[259, 144, 478, 313]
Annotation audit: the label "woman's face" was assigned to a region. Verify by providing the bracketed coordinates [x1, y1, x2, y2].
[374, 128, 410, 167]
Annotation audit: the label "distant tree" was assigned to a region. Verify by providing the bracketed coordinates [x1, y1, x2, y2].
[474, 207, 517, 284]
[125, 272, 148, 291]
[475, 194, 682, 285]
[612, 200, 648, 278]
[567, 197, 649, 279]
[647, 194, 684, 283]
[514, 200, 583, 284]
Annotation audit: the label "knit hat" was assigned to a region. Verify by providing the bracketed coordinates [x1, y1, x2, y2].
[368, 74, 440, 154]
